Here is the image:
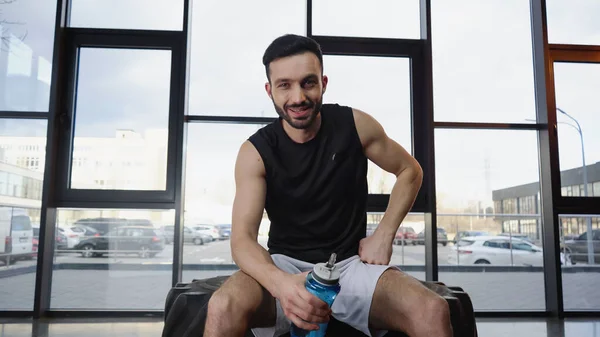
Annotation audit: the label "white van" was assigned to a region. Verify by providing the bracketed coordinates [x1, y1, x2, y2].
[0, 208, 34, 265]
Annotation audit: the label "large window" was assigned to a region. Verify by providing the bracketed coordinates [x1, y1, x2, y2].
[187, 0, 305, 117]
[182, 123, 262, 280]
[546, 0, 600, 45]
[435, 129, 544, 311]
[322, 56, 412, 194]
[431, 0, 536, 123]
[49, 209, 174, 310]
[70, 48, 171, 191]
[552, 62, 600, 198]
[311, 0, 421, 39]
[0, 120, 47, 310]
[0, 0, 57, 112]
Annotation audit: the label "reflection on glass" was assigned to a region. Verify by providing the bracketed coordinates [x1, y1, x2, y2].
[435, 129, 544, 310]
[51, 208, 174, 310]
[0, 0, 57, 111]
[368, 212, 424, 269]
[0, 119, 47, 310]
[560, 214, 600, 311]
[312, 0, 420, 39]
[431, 1, 536, 123]
[553, 62, 600, 198]
[70, 48, 171, 191]
[188, 0, 305, 116]
[69, 0, 183, 30]
[323, 56, 412, 194]
[546, 0, 600, 45]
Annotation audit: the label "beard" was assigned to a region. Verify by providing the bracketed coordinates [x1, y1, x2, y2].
[272, 96, 323, 130]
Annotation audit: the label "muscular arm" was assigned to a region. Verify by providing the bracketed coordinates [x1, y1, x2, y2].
[354, 108, 424, 243]
[230, 140, 287, 296]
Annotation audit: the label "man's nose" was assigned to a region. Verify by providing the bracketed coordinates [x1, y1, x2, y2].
[290, 86, 306, 104]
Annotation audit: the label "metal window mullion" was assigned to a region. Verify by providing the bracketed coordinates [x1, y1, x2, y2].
[33, 0, 69, 318]
[530, 0, 563, 317]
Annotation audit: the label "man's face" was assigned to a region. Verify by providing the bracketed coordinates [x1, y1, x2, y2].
[265, 52, 328, 130]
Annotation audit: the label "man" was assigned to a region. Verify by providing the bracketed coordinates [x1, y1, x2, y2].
[204, 34, 452, 337]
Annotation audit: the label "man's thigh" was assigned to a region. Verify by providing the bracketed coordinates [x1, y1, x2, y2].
[216, 270, 277, 328]
[332, 256, 398, 337]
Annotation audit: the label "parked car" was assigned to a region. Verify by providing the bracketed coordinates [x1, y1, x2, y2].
[563, 229, 600, 264]
[394, 227, 417, 245]
[415, 228, 448, 246]
[215, 224, 231, 240]
[447, 235, 569, 266]
[0, 211, 34, 265]
[452, 230, 490, 244]
[190, 225, 221, 241]
[160, 225, 212, 245]
[73, 217, 153, 235]
[73, 226, 164, 258]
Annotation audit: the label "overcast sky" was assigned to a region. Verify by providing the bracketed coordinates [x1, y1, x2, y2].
[0, 0, 599, 219]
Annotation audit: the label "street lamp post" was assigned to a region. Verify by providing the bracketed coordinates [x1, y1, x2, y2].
[557, 107, 594, 265]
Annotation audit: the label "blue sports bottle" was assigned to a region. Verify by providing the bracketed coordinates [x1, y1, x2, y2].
[290, 253, 341, 337]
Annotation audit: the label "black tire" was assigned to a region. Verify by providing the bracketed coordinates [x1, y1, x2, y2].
[139, 245, 151, 258]
[442, 242, 447, 246]
[80, 244, 95, 258]
[193, 237, 203, 245]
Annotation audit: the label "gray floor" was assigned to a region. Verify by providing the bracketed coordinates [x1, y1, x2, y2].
[0, 318, 599, 337]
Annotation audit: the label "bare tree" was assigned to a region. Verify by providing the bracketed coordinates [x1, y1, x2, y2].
[1, 0, 27, 52]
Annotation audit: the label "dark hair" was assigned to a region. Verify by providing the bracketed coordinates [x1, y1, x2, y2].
[262, 34, 323, 82]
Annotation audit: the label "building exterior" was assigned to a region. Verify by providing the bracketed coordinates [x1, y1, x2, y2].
[0, 129, 170, 226]
[492, 162, 600, 240]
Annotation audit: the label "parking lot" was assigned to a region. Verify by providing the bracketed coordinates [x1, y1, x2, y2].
[0, 237, 598, 312]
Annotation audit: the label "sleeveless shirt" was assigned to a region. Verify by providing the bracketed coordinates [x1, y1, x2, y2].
[248, 103, 368, 264]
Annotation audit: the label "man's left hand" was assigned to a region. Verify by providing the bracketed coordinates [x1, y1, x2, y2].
[358, 231, 394, 265]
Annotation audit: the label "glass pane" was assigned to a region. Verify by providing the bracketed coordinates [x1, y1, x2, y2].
[322, 56, 412, 194]
[182, 123, 262, 278]
[435, 129, 545, 311]
[560, 214, 600, 311]
[0, 119, 47, 310]
[51, 208, 174, 310]
[0, 0, 57, 111]
[188, 0, 305, 116]
[312, 0, 420, 39]
[182, 124, 424, 281]
[553, 62, 600, 198]
[69, 0, 183, 30]
[70, 48, 170, 191]
[546, 0, 600, 45]
[431, 1, 536, 123]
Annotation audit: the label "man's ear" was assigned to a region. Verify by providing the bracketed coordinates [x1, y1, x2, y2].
[322, 75, 328, 94]
[265, 82, 272, 98]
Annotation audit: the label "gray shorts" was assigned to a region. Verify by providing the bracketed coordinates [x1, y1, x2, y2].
[251, 254, 399, 337]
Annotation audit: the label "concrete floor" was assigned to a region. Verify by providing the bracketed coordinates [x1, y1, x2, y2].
[0, 317, 598, 337]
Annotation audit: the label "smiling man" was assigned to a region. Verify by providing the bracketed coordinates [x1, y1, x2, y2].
[204, 34, 453, 337]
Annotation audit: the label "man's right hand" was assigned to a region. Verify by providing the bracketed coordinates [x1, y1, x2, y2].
[273, 272, 332, 331]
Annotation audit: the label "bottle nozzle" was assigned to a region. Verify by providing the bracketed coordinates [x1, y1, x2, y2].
[326, 253, 337, 268]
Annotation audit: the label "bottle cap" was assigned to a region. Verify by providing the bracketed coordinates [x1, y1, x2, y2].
[312, 253, 340, 285]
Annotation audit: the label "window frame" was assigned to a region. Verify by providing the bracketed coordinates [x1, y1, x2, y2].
[54, 29, 185, 206]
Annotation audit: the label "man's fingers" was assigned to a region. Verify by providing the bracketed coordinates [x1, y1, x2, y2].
[290, 302, 330, 324]
[288, 312, 320, 331]
[296, 288, 330, 313]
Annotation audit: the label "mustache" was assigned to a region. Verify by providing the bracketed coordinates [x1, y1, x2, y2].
[285, 100, 314, 110]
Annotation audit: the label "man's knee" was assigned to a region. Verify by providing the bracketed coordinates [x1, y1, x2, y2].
[417, 294, 451, 331]
[206, 273, 276, 328]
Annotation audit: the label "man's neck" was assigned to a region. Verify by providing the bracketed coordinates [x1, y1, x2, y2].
[282, 113, 322, 144]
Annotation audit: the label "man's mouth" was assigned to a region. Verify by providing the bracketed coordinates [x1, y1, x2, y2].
[287, 105, 312, 118]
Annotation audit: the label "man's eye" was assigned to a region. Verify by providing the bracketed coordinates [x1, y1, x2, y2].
[278, 83, 289, 89]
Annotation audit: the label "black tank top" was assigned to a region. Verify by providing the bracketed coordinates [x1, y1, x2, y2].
[248, 103, 368, 264]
